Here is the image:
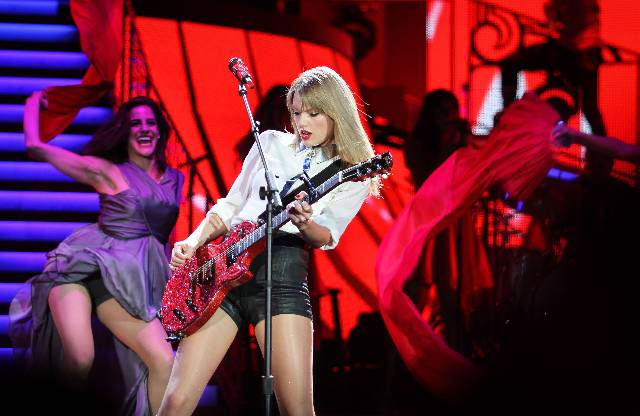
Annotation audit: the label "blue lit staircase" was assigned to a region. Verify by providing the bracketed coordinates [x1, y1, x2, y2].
[0, 1, 219, 409]
[0, 0, 103, 367]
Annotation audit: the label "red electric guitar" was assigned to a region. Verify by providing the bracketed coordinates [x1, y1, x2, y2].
[159, 152, 392, 341]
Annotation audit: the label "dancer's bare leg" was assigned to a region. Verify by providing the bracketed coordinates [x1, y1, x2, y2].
[97, 299, 174, 414]
[48, 283, 94, 380]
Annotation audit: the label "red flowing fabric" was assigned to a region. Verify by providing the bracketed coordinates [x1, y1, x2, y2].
[375, 93, 561, 402]
[39, 0, 123, 141]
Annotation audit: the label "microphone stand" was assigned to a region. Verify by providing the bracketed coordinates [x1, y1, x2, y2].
[236, 82, 281, 416]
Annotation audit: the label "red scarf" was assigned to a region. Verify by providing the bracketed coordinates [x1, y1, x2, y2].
[39, 0, 123, 141]
[376, 93, 560, 402]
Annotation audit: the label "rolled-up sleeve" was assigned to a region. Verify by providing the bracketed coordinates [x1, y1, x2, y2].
[312, 179, 369, 250]
[206, 137, 261, 230]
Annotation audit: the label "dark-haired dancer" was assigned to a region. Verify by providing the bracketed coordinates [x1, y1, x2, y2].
[10, 91, 183, 415]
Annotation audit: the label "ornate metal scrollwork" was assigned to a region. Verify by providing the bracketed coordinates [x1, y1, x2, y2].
[471, 4, 523, 65]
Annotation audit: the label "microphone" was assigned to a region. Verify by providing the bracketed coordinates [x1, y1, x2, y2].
[228, 57, 255, 89]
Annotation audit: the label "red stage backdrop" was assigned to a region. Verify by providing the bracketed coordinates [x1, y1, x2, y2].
[428, 0, 639, 184]
[119, 0, 638, 340]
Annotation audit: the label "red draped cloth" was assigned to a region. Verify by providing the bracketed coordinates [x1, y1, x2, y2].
[39, 0, 123, 141]
[375, 93, 561, 402]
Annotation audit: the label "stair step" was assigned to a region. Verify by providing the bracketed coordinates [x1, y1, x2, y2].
[0, 282, 20, 303]
[0, 271, 34, 284]
[0, 132, 91, 153]
[0, 180, 94, 193]
[0, 190, 98, 212]
[0, 103, 112, 124]
[0, 240, 59, 253]
[0, 161, 75, 182]
[0, 347, 13, 366]
[0, 220, 88, 241]
[0, 315, 8, 335]
[0, 252, 46, 272]
[0, 49, 88, 71]
[0, 1, 61, 17]
[0, 75, 81, 95]
[0, 22, 77, 43]
[0, 210, 97, 223]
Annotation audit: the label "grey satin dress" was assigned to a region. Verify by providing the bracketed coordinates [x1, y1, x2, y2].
[9, 162, 184, 415]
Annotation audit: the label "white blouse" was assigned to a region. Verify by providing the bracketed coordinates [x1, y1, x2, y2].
[207, 130, 369, 250]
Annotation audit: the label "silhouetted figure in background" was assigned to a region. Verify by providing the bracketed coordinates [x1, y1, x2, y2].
[500, 0, 606, 135]
[402, 89, 472, 325]
[497, 141, 640, 413]
[403, 89, 469, 190]
[384, 90, 639, 413]
[562, 149, 640, 413]
[378, 90, 474, 415]
[235, 84, 291, 162]
[553, 122, 640, 164]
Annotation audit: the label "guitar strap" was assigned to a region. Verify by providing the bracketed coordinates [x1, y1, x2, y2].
[258, 158, 347, 222]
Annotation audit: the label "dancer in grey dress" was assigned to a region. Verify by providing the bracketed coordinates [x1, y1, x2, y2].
[10, 91, 183, 415]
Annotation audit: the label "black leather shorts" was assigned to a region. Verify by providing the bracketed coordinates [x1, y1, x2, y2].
[54, 272, 113, 309]
[219, 235, 312, 328]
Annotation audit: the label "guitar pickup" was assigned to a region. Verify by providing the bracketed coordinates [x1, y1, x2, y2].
[185, 298, 198, 313]
[226, 248, 238, 268]
[172, 309, 186, 322]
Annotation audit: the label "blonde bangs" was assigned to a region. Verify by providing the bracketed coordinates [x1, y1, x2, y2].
[287, 67, 382, 196]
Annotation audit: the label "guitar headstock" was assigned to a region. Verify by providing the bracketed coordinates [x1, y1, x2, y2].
[342, 152, 393, 183]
